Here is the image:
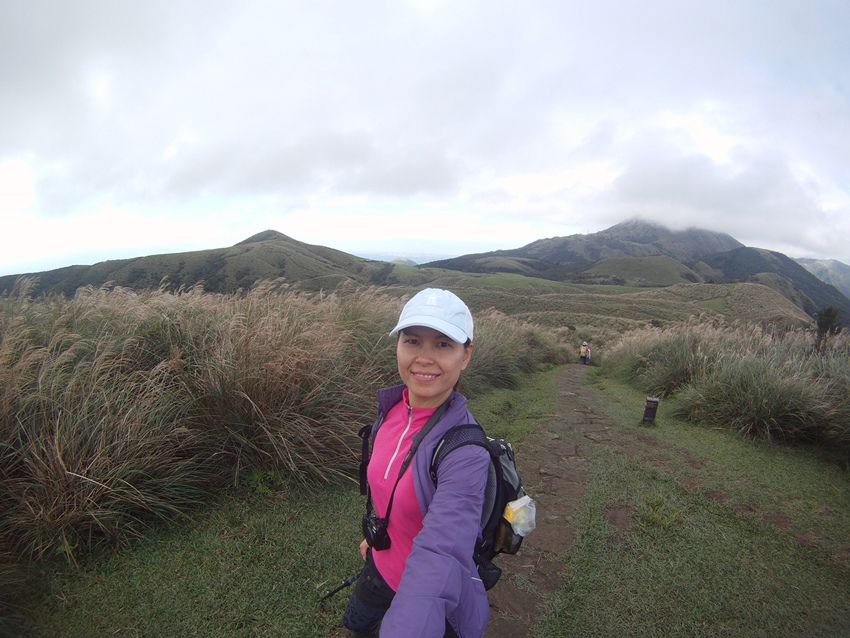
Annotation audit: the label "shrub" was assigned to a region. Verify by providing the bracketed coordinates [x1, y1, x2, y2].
[0, 328, 210, 560]
[673, 353, 821, 442]
[462, 310, 568, 394]
[601, 321, 715, 397]
[0, 284, 566, 568]
[604, 319, 850, 459]
[635, 331, 712, 397]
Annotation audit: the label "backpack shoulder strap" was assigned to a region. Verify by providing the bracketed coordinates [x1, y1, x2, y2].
[429, 424, 523, 590]
[429, 423, 489, 485]
[358, 424, 373, 497]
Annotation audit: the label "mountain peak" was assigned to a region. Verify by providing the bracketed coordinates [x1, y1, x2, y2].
[597, 219, 742, 247]
[235, 230, 293, 246]
[513, 219, 744, 264]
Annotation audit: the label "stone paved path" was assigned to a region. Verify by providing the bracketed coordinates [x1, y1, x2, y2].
[483, 364, 617, 637]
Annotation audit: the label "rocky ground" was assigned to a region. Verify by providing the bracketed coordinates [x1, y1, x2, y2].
[484, 364, 604, 637]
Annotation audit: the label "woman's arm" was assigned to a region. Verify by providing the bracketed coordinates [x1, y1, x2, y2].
[380, 444, 490, 637]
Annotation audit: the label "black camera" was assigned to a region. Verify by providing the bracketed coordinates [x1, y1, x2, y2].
[362, 514, 391, 551]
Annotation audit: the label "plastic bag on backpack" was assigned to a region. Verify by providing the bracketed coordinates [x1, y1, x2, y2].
[504, 495, 536, 537]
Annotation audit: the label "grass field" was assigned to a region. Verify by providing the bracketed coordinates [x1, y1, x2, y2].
[18, 367, 850, 637]
[2, 280, 844, 637]
[537, 372, 849, 637]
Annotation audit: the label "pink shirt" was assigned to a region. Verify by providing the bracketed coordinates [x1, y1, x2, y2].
[367, 390, 435, 591]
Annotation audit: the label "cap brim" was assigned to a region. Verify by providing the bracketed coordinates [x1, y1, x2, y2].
[390, 316, 468, 344]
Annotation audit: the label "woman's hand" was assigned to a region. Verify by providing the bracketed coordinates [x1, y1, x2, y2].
[359, 538, 369, 560]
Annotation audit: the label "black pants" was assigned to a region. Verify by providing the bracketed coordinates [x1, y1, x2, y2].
[343, 550, 458, 637]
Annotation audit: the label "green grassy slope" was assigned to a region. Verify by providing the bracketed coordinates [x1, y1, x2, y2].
[0, 233, 396, 296]
[583, 255, 703, 286]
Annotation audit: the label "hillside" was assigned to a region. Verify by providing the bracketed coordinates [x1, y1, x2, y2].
[581, 255, 703, 286]
[426, 219, 743, 275]
[403, 275, 814, 341]
[0, 231, 397, 297]
[518, 219, 744, 263]
[700, 247, 850, 320]
[797, 258, 850, 300]
[424, 221, 849, 324]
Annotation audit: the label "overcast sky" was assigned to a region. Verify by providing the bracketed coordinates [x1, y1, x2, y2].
[2, 0, 849, 276]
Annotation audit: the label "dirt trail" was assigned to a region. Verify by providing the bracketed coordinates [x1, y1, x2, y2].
[484, 364, 616, 637]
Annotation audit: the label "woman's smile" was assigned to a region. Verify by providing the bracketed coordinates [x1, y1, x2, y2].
[412, 372, 438, 380]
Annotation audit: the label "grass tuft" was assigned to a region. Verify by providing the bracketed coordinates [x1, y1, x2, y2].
[601, 320, 850, 460]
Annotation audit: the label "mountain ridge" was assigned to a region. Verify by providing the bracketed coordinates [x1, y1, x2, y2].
[515, 220, 745, 263]
[2, 221, 848, 325]
[422, 220, 850, 322]
[0, 230, 397, 296]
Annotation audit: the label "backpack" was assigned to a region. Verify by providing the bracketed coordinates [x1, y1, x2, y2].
[429, 424, 531, 590]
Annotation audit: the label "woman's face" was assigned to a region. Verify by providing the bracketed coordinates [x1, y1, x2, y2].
[396, 326, 473, 409]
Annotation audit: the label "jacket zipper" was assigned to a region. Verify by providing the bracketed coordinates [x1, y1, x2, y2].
[384, 405, 413, 480]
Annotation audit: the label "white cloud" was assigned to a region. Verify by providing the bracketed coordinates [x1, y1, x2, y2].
[1, 0, 850, 276]
[0, 157, 37, 211]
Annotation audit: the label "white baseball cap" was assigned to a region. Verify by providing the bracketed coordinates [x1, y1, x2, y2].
[390, 288, 474, 344]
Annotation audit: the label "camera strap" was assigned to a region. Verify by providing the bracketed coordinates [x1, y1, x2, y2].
[361, 394, 454, 522]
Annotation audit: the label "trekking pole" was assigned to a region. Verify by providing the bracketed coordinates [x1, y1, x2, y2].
[319, 574, 359, 602]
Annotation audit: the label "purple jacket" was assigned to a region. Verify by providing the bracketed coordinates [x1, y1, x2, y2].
[370, 385, 490, 638]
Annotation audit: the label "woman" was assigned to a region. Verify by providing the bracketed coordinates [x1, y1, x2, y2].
[579, 341, 591, 365]
[343, 289, 491, 638]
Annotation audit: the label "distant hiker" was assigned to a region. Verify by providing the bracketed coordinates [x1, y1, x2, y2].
[579, 341, 591, 365]
[344, 289, 489, 638]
